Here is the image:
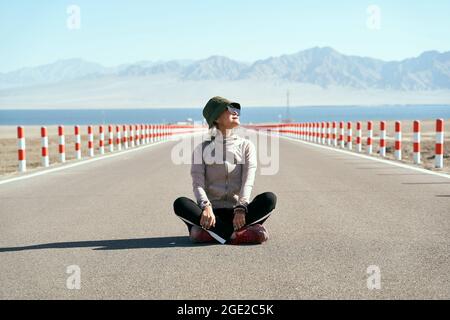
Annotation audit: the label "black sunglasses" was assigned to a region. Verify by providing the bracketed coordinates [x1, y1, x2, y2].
[227, 105, 240, 116]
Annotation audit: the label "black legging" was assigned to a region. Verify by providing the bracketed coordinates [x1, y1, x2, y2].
[173, 192, 277, 244]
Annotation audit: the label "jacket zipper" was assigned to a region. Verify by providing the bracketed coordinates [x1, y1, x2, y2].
[224, 141, 229, 202]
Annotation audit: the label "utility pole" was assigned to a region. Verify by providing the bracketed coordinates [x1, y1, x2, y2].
[283, 89, 292, 123]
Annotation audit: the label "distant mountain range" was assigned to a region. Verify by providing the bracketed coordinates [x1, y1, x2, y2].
[2, 47, 450, 109]
[1, 47, 450, 91]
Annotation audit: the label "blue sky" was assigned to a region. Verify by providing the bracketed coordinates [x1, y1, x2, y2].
[1, 0, 450, 72]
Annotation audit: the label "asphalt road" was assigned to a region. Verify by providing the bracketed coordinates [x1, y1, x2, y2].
[0, 131, 449, 299]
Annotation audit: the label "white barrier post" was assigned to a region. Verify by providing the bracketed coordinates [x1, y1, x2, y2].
[123, 125, 129, 149]
[326, 122, 331, 145]
[88, 125, 94, 157]
[116, 125, 122, 151]
[108, 125, 114, 152]
[347, 122, 352, 150]
[41, 126, 49, 167]
[314, 122, 318, 143]
[379, 121, 386, 157]
[74, 125, 81, 160]
[332, 121, 337, 147]
[394, 121, 401, 160]
[356, 121, 362, 153]
[17, 126, 26, 172]
[435, 119, 444, 168]
[130, 125, 135, 147]
[150, 124, 154, 143]
[58, 125, 65, 163]
[99, 125, 105, 155]
[367, 121, 373, 155]
[307, 123, 311, 141]
[135, 124, 140, 146]
[319, 122, 323, 144]
[339, 121, 344, 148]
[413, 120, 420, 164]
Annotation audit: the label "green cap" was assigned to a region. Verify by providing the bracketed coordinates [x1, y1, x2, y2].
[203, 96, 241, 128]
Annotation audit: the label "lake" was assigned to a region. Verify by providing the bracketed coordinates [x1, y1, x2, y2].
[1, 105, 450, 125]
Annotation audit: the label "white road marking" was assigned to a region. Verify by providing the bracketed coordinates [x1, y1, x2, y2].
[279, 134, 450, 180]
[0, 140, 170, 186]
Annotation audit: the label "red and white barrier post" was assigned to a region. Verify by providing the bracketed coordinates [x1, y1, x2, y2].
[339, 121, 344, 148]
[88, 125, 94, 157]
[304, 123, 307, 141]
[116, 125, 122, 151]
[58, 125, 65, 163]
[347, 122, 352, 150]
[332, 121, 337, 147]
[302, 123, 305, 141]
[140, 124, 144, 145]
[315, 122, 319, 143]
[135, 124, 140, 146]
[149, 124, 153, 143]
[318, 122, 322, 143]
[307, 123, 311, 141]
[74, 125, 81, 160]
[99, 125, 105, 155]
[356, 121, 362, 153]
[320, 122, 325, 144]
[394, 121, 401, 160]
[313, 123, 317, 142]
[327, 122, 331, 145]
[130, 125, 135, 147]
[413, 120, 420, 164]
[150, 124, 153, 142]
[435, 119, 444, 168]
[367, 121, 373, 154]
[41, 126, 49, 167]
[108, 125, 114, 152]
[123, 125, 129, 149]
[145, 124, 150, 144]
[17, 126, 26, 172]
[379, 121, 386, 157]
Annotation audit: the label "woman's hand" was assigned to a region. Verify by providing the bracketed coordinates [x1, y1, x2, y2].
[200, 206, 216, 229]
[233, 208, 246, 230]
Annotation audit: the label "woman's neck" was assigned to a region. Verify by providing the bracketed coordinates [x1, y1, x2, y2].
[218, 127, 233, 137]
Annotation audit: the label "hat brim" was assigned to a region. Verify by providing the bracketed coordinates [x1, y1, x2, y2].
[207, 102, 241, 128]
[229, 102, 241, 109]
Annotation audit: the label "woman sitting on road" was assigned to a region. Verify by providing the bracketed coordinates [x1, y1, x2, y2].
[173, 96, 277, 245]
